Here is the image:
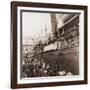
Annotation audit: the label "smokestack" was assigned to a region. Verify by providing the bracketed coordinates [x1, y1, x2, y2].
[51, 13, 57, 37]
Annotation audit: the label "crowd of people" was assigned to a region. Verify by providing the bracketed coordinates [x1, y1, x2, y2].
[22, 58, 73, 78]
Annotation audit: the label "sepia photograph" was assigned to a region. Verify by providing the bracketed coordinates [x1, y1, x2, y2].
[11, 1, 87, 88]
[21, 12, 80, 78]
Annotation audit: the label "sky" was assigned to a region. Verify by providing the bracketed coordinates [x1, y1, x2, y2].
[22, 12, 52, 44]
